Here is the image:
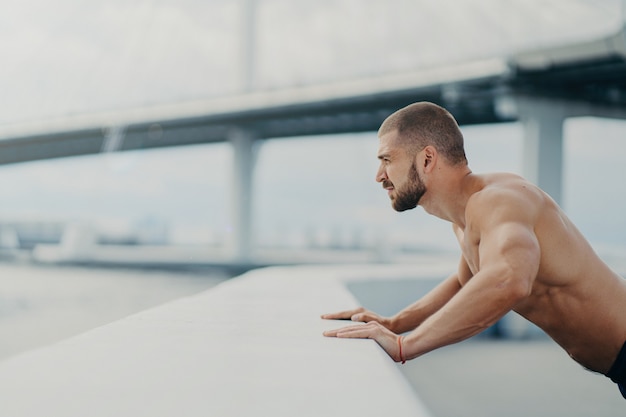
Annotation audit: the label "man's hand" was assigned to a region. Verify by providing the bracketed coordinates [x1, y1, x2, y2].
[320, 307, 392, 329]
[323, 321, 404, 363]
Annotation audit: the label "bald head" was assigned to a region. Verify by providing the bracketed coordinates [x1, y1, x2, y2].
[378, 102, 467, 166]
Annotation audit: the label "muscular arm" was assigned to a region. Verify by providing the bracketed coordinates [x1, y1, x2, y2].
[324, 189, 542, 363]
[389, 260, 465, 333]
[323, 257, 465, 334]
[402, 207, 541, 359]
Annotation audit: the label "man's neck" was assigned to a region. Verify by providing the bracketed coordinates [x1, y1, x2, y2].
[420, 169, 476, 227]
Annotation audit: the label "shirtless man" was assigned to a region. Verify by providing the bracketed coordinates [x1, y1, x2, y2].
[322, 101, 626, 399]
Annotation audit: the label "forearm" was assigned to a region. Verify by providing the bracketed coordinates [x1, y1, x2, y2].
[389, 273, 461, 334]
[402, 270, 528, 360]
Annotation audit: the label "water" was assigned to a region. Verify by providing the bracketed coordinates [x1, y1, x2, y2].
[0, 262, 229, 361]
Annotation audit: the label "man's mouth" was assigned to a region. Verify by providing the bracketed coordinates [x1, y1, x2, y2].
[382, 181, 394, 196]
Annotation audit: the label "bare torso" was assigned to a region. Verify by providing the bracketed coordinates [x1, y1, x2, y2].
[455, 173, 626, 373]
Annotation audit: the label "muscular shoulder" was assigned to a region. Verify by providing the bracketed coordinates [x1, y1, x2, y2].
[465, 174, 544, 229]
[463, 174, 543, 279]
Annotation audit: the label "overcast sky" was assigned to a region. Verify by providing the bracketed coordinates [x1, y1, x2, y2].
[0, 0, 621, 124]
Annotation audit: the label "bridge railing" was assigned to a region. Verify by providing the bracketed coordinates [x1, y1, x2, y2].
[0, 263, 447, 417]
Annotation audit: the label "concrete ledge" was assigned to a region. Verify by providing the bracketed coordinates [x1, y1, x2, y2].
[0, 264, 448, 417]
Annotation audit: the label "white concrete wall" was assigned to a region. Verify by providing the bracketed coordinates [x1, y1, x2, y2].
[0, 264, 448, 417]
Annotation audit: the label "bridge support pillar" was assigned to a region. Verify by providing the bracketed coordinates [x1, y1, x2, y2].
[229, 128, 258, 262]
[517, 97, 566, 206]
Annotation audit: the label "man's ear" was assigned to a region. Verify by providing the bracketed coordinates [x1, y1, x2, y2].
[422, 146, 437, 172]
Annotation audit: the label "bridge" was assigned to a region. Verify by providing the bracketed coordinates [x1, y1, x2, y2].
[1, 21, 626, 262]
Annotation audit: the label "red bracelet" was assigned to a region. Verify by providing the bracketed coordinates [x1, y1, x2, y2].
[397, 335, 406, 364]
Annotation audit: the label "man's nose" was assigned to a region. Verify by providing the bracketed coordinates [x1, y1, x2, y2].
[375, 166, 386, 183]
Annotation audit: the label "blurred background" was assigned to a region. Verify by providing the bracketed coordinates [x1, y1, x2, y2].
[0, 0, 624, 264]
[0, 0, 625, 415]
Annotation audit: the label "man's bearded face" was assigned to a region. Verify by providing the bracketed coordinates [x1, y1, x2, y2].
[385, 161, 426, 212]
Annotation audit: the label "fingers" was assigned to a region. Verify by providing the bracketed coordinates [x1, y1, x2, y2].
[323, 322, 382, 338]
[323, 328, 341, 337]
[323, 323, 402, 362]
[320, 307, 365, 321]
[334, 324, 377, 339]
[323, 325, 360, 338]
[350, 312, 376, 322]
[323, 321, 404, 363]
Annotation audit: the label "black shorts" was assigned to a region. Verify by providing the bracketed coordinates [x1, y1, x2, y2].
[606, 341, 626, 400]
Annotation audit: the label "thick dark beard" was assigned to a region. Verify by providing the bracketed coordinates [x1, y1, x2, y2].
[392, 162, 426, 212]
